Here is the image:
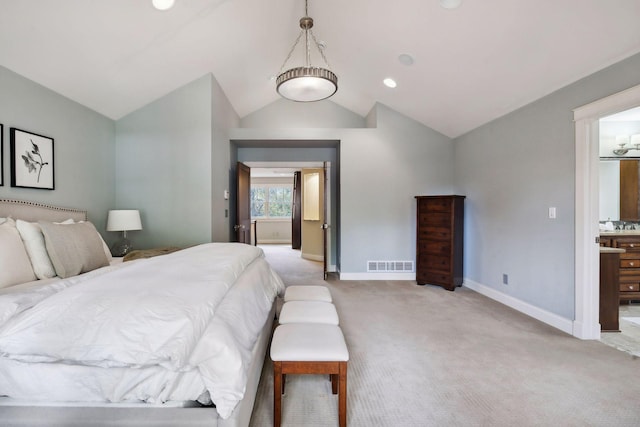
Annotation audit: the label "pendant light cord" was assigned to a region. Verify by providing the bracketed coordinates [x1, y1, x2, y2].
[277, 0, 332, 75]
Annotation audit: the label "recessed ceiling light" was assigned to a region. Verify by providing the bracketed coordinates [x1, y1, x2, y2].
[383, 78, 397, 88]
[398, 54, 414, 66]
[439, 0, 463, 9]
[152, 0, 175, 11]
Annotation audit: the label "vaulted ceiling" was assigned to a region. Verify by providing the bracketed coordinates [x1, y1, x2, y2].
[1, 0, 639, 138]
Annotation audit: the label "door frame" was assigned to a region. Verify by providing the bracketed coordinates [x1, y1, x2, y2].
[233, 141, 339, 272]
[574, 83, 640, 339]
[235, 162, 251, 244]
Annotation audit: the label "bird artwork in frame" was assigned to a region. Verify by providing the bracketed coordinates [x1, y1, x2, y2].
[10, 127, 55, 190]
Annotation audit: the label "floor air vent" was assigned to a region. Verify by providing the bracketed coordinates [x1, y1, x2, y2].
[367, 260, 414, 273]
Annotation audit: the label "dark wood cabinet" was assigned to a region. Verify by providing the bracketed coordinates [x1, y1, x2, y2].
[613, 236, 640, 302]
[415, 195, 465, 291]
[599, 233, 640, 302]
[599, 248, 622, 331]
[620, 160, 640, 221]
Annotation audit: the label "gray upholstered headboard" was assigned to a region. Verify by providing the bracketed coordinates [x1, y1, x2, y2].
[0, 199, 87, 223]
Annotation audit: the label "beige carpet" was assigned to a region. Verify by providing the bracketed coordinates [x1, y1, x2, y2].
[250, 245, 640, 426]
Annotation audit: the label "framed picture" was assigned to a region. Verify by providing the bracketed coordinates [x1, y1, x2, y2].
[0, 124, 3, 186]
[10, 128, 55, 190]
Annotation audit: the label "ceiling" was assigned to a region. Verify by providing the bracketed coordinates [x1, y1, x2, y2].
[1, 0, 640, 138]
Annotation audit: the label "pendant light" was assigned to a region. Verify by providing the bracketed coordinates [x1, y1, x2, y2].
[276, 0, 337, 102]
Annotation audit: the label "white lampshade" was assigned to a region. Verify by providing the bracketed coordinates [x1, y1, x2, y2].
[440, 0, 463, 9]
[152, 0, 175, 11]
[276, 67, 338, 102]
[106, 210, 142, 232]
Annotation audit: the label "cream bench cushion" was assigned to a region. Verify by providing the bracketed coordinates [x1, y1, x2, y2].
[271, 323, 348, 362]
[283, 285, 332, 303]
[279, 300, 339, 325]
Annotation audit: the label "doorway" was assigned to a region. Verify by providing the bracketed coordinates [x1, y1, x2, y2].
[574, 83, 640, 340]
[246, 162, 327, 262]
[231, 141, 340, 276]
[597, 107, 640, 355]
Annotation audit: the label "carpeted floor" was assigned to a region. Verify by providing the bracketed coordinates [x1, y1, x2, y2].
[250, 245, 640, 427]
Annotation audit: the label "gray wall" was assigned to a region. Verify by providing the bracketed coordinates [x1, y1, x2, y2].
[0, 65, 115, 238]
[211, 76, 240, 242]
[241, 99, 366, 129]
[232, 101, 455, 274]
[115, 74, 216, 248]
[455, 52, 640, 320]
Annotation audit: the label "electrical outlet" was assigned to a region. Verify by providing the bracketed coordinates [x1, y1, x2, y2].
[503, 274, 509, 285]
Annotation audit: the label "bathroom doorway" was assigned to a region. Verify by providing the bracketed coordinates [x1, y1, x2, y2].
[574, 83, 640, 340]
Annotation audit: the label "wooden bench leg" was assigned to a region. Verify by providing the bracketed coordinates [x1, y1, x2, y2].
[273, 361, 282, 427]
[331, 373, 338, 394]
[339, 361, 347, 427]
[273, 360, 347, 427]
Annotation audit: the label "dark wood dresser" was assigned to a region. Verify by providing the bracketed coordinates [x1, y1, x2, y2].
[600, 232, 640, 302]
[415, 195, 465, 291]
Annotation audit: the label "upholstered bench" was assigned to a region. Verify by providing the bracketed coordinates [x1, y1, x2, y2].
[283, 285, 332, 303]
[279, 300, 339, 325]
[271, 323, 349, 427]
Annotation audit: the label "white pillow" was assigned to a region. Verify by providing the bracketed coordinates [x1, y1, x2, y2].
[0, 220, 37, 289]
[15, 219, 57, 279]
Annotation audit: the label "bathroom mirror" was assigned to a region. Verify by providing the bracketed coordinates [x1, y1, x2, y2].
[600, 159, 640, 221]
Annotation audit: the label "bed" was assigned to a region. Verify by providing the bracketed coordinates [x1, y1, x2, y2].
[0, 199, 284, 426]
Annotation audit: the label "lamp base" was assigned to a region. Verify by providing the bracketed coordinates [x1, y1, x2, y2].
[111, 238, 134, 257]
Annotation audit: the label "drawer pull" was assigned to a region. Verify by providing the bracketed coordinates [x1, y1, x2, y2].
[631, 262, 635, 266]
[631, 244, 635, 248]
[630, 286, 634, 290]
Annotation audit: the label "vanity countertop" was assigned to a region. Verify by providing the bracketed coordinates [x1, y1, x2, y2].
[599, 247, 626, 253]
[600, 230, 640, 236]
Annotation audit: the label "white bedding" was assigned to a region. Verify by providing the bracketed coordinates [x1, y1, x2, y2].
[0, 243, 284, 419]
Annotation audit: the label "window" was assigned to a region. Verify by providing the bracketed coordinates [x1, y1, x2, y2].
[251, 184, 293, 219]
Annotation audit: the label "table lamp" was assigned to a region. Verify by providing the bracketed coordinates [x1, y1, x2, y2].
[106, 209, 142, 257]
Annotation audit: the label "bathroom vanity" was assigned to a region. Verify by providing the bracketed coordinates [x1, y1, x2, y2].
[600, 231, 640, 302]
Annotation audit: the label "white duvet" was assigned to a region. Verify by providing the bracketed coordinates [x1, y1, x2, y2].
[0, 243, 284, 419]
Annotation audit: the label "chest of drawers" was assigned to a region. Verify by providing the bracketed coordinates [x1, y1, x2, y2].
[415, 195, 465, 291]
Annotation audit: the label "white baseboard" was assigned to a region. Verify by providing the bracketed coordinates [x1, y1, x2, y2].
[339, 272, 416, 281]
[463, 278, 574, 335]
[258, 239, 291, 244]
[301, 253, 323, 262]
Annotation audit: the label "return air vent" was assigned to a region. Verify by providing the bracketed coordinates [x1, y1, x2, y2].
[367, 260, 414, 273]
